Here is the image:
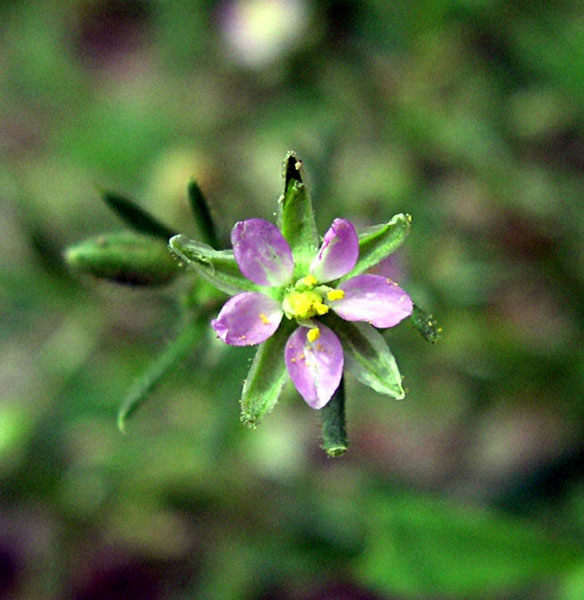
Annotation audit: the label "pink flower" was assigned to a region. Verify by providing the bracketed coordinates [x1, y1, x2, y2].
[210, 217, 413, 409]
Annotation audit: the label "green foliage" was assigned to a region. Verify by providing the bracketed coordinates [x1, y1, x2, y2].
[101, 192, 176, 241]
[169, 234, 267, 296]
[187, 180, 219, 249]
[240, 319, 295, 428]
[343, 213, 412, 281]
[117, 314, 208, 432]
[65, 231, 179, 286]
[411, 304, 442, 343]
[357, 493, 582, 597]
[325, 313, 406, 399]
[320, 378, 348, 457]
[5, 0, 584, 597]
[278, 152, 319, 277]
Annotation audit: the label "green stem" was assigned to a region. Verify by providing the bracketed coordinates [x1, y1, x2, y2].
[117, 312, 206, 432]
[321, 378, 348, 457]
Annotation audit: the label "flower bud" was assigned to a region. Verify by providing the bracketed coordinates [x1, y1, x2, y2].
[65, 232, 179, 286]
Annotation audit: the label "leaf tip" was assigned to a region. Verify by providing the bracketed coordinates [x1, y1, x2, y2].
[283, 151, 303, 188]
[411, 304, 442, 343]
[323, 444, 348, 458]
[117, 411, 128, 434]
[240, 412, 259, 429]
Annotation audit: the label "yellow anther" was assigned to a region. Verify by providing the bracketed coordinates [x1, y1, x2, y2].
[316, 303, 329, 315]
[307, 327, 320, 343]
[298, 274, 318, 288]
[326, 289, 345, 301]
[283, 290, 328, 320]
[259, 313, 270, 325]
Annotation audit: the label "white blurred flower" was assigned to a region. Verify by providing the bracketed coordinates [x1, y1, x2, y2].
[219, 0, 309, 68]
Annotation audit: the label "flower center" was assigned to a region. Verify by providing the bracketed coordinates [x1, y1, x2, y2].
[282, 289, 329, 320]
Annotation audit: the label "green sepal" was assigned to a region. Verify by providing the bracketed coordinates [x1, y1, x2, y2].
[278, 152, 319, 277]
[321, 378, 348, 457]
[411, 304, 442, 343]
[169, 234, 270, 297]
[101, 191, 176, 241]
[240, 318, 295, 428]
[341, 213, 411, 281]
[187, 180, 219, 249]
[117, 314, 206, 432]
[65, 231, 179, 286]
[323, 313, 405, 399]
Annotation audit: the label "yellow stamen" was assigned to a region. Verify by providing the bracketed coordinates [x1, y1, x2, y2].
[326, 289, 345, 301]
[298, 274, 318, 288]
[316, 303, 329, 315]
[307, 327, 320, 343]
[282, 290, 329, 320]
[259, 313, 270, 325]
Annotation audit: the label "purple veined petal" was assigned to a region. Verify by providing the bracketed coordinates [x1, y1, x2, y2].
[231, 219, 294, 287]
[332, 274, 413, 328]
[212, 292, 283, 346]
[310, 218, 359, 283]
[284, 324, 344, 409]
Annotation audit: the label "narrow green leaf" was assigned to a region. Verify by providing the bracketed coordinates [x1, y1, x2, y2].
[65, 231, 179, 286]
[240, 319, 294, 428]
[187, 180, 219, 248]
[117, 314, 206, 432]
[357, 492, 582, 598]
[321, 378, 348, 457]
[324, 313, 405, 399]
[101, 191, 176, 241]
[278, 152, 319, 276]
[169, 234, 268, 297]
[342, 213, 411, 280]
[411, 304, 442, 343]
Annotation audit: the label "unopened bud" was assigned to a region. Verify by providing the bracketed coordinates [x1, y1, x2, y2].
[65, 232, 179, 286]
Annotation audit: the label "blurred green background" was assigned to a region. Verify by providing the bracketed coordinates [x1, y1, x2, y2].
[2, 0, 584, 598]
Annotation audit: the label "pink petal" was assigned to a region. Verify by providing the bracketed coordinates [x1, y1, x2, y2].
[366, 253, 406, 282]
[310, 218, 359, 283]
[333, 274, 413, 328]
[231, 219, 294, 287]
[285, 325, 344, 409]
[211, 292, 283, 346]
